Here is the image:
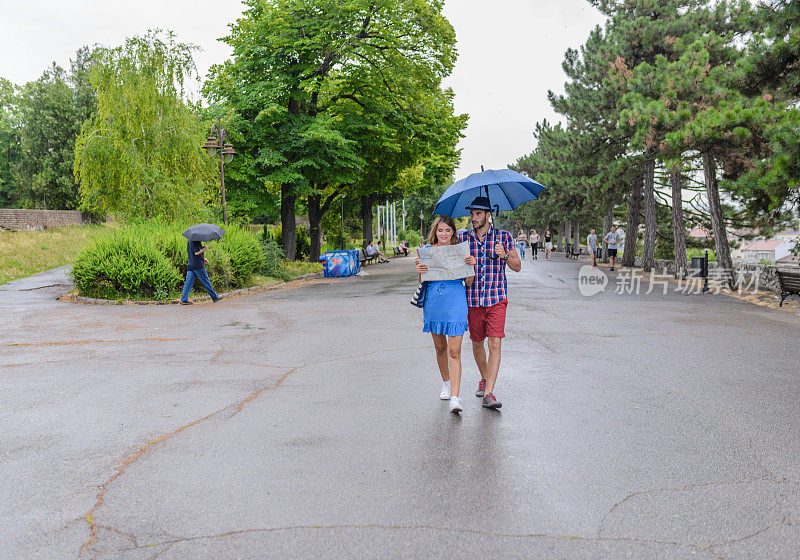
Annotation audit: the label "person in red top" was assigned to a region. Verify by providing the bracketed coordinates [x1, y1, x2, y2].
[458, 197, 521, 409]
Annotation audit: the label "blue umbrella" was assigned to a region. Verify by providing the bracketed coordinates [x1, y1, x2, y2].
[434, 168, 546, 218]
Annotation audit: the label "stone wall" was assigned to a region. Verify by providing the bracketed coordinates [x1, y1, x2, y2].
[0, 209, 88, 231]
[630, 256, 798, 291]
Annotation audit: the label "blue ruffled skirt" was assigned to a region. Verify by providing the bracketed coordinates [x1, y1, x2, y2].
[423, 280, 468, 336]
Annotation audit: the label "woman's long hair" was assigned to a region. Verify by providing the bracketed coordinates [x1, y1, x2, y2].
[426, 215, 459, 246]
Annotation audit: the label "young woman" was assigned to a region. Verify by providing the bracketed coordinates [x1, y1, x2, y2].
[416, 216, 475, 413]
[544, 230, 553, 260]
[517, 229, 527, 259]
[530, 229, 539, 260]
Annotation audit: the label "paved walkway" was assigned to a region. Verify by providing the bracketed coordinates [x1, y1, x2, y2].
[2, 258, 799, 559]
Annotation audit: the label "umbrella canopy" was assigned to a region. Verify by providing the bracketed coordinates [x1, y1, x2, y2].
[433, 168, 546, 218]
[182, 223, 226, 242]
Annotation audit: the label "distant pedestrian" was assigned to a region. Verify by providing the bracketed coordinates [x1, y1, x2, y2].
[517, 229, 527, 259]
[415, 216, 475, 414]
[529, 229, 539, 259]
[544, 230, 553, 260]
[458, 196, 521, 409]
[587, 228, 598, 268]
[396, 241, 409, 256]
[367, 240, 389, 263]
[180, 240, 219, 304]
[604, 225, 622, 271]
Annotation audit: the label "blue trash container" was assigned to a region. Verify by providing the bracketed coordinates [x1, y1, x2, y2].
[323, 250, 359, 277]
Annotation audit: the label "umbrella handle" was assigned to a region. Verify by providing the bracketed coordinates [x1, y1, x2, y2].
[490, 204, 501, 259]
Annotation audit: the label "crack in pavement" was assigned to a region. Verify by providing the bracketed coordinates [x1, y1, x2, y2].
[749, 436, 785, 483]
[597, 435, 798, 545]
[596, 479, 792, 560]
[5, 338, 190, 347]
[706, 514, 790, 550]
[78, 346, 424, 557]
[99, 523, 728, 558]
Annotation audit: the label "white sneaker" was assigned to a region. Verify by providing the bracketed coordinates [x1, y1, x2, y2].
[440, 382, 451, 400]
[449, 396, 463, 413]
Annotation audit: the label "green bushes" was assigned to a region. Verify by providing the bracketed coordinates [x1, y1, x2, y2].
[222, 227, 265, 286]
[260, 235, 291, 282]
[71, 221, 264, 300]
[70, 229, 182, 300]
[269, 225, 310, 260]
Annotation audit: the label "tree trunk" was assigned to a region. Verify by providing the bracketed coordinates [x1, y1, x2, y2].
[308, 193, 322, 263]
[557, 222, 563, 252]
[602, 208, 613, 263]
[670, 170, 688, 279]
[280, 183, 296, 260]
[565, 219, 572, 251]
[360, 195, 374, 250]
[701, 150, 734, 288]
[642, 159, 657, 271]
[573, 220, 580, 255]
[622, 173, 643, 267]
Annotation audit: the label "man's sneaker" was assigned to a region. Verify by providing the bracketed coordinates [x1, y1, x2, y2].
[180, 301, 193, 305]
[475, 379, 486, 398]
[440, 382, 451, 400]
[482, 393, 502, 409]
[449, 396, 463, 413]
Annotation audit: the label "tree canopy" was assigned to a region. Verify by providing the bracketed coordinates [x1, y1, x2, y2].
[74, 31, 215, 221]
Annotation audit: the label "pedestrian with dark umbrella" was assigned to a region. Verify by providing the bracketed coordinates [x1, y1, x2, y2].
[180, 224, 222, 304]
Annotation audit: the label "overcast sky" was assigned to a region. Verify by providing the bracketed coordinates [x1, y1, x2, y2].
[0, 0, 605, 179]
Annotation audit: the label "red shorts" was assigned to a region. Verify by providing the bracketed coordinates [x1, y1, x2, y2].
[467, 300, 508, 342]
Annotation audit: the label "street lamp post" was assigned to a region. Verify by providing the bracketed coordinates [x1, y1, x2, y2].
[202, 119, 237, 225]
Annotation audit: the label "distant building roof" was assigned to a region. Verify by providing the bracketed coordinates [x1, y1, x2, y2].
[743, 239, 783, 252]
[728, 227, 759, 238]
[777, 254, 799, 264]
[688, 227, 711, 238]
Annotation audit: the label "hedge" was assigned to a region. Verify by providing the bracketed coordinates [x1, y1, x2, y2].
[70, 221, 265, 300]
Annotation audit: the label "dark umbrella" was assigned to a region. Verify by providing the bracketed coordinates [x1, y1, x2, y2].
[434, 168, 546, 218]
[182, 223, 226, 242]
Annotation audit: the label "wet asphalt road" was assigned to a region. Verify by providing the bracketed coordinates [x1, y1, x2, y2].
[2, 257, 799, 559]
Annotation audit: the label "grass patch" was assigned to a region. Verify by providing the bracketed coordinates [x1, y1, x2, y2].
[0, 224, 115, 285]
[284, 260, 323, 277]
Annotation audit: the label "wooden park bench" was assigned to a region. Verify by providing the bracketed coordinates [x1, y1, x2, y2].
[359, 248, 376, 266]
[776, 269, 800, 307]
[565, 243, 581, 259]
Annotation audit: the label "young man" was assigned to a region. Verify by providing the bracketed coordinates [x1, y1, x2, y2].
[603, 225, 622, 271]
[180, 239, 219, 304]
[587, 228, 598, 268]
[458, 196, 522, 409]
[367, 240, 389, 263]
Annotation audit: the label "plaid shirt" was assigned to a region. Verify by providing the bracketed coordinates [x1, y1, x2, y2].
[459, 227, 514, 308]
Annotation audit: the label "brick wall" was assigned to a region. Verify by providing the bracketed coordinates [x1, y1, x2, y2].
[0, 209, 88, 231]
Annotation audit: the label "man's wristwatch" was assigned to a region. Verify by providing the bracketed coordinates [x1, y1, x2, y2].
[502, 253, 510, 261]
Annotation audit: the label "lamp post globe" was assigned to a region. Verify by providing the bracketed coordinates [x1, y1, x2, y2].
[201, 120, 235, 225]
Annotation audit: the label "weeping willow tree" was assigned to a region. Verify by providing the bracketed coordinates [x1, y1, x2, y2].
[74, 30, 215, 221]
